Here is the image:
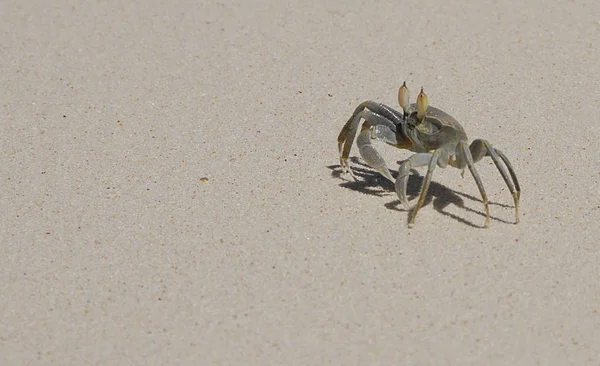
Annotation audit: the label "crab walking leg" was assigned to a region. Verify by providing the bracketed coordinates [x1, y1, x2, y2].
[459, 142, 491, 227]
[337, 113, 360, 178]
[395, 153, 434, 209]
[337, 106, 398, 179]
[469, 139, 520, 223]
[407, 151, 441, 227]
[495, 149, 521, 199]
[337, 101, 399, 162]
[338, 115, 359, 171]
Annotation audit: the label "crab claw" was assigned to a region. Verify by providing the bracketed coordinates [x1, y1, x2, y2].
[417, 87, 428, 121]
[398, 81, 410, 116]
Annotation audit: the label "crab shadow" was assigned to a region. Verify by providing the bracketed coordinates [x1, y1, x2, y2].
[328, 157, 513, 228]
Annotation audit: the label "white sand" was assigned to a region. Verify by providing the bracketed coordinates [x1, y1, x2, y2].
[1, 0, 599, 364]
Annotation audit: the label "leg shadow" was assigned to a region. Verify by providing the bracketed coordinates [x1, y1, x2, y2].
[329, 158, 513, 227]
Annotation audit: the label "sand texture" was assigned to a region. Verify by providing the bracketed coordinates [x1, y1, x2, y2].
[1, 0, 600, 364]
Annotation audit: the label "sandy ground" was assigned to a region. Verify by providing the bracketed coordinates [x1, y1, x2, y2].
[1, 0, 600, 364]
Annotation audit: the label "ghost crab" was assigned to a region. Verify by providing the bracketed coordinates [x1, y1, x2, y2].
[337, 82, 520, 228]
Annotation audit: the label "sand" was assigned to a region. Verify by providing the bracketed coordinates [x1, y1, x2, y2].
[1, 0, 599, 364]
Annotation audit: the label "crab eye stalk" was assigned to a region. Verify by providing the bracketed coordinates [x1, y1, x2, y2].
[416, 87, 428, 121]
[398, 81, 410, 116]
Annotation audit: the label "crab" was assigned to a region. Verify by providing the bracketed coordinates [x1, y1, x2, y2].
[337, 82, 520, 228]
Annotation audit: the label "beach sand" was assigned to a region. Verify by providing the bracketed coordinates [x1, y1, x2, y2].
[1, 0, 599, 364]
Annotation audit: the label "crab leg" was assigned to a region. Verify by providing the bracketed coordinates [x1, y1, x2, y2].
[459, 142, 491, 228]
[495, 149, 521, 199]
[407, 151, 442, 227]
[469, 139, 520, 223]
[337, 103, 399, 179]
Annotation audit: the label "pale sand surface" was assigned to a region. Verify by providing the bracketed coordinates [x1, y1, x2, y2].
[1, 0, 600, 364]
